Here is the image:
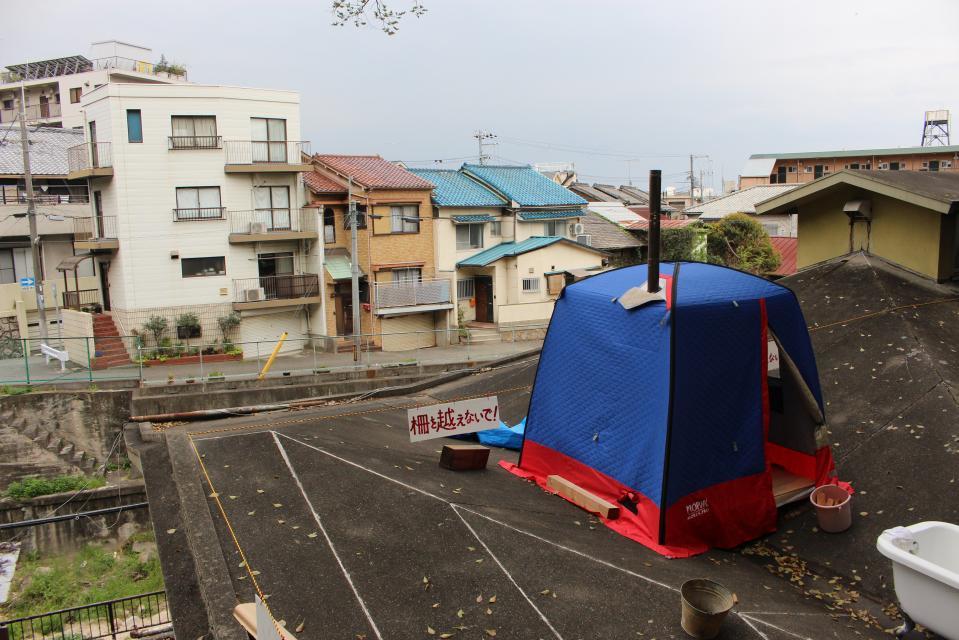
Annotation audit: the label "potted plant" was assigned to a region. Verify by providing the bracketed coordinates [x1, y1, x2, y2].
[217, 312, 240, 344]
[176, 312, 202, 340]
[144, 315, 169, 349]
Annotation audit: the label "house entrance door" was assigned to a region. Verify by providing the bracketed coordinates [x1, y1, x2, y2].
[474, 276, 493, 323]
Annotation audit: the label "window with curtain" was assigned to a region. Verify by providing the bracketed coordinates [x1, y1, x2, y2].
[254, 186, 291, 230]
[175, 187, 222, 220]
[126, 110, 142, 143]
[544, 220, 565, 236]
[390, 205, 419, 233]
[456, 223, 484, 250]
[391, 268, 421, 284]
[251, 117, 287, 162]
[181, 256, 226, 277]
[170, 116, 218, 149]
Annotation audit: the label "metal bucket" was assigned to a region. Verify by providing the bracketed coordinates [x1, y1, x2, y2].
[680, 579, 736, 639]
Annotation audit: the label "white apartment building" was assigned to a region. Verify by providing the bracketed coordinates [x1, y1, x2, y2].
[0, 41, 186, 129]
[69, 82, 316, 355]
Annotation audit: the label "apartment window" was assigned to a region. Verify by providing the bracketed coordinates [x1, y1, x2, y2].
[0, 249, 15, 284]
[323, 207, 335, 243]
[457, 278, 475, 299]
[879, 163, 889, 170]
[254, 186, 291, 230]
[929, 160, 940, 172]
[391, 205, 419, 233]
[944, 160, 953, 169]
[342, 204, 367, 229]
[1, 99, 12, 110]
[787, 166, 797, 173]
[762, 223, 779, 236]
[490, 221, 501, 236]
[804, 166, 813, 173]
[126, 110, 143, 143]
[69, 87, 82, 104]
[175, 187, 223, 220]
[181, 256, 226, 278]
[522, 277, 540, 293]
[848, 163, 860, 170]
[251, 117, 288, 162]
[544, 220, 564, 236]
[170, 116, 219, 149]
[392, 267, 421, 284]
[456, 223, 484, 250]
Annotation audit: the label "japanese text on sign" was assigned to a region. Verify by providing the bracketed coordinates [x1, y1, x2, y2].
[408, 396, 500, 443]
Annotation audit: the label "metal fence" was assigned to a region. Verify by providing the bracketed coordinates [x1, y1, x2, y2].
[228, 208, 315, 234]
[0, 324, 548, 387]
[223, 140, 310, 166]
[0, 590, 169, 640]
[67, 143, 113, 173]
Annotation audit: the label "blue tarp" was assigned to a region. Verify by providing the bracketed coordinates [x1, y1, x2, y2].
[477, 417, 526, 450]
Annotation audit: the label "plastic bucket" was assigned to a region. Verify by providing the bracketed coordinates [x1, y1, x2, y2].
[810, 484, 852, 533]
[680, 579, 736, 639]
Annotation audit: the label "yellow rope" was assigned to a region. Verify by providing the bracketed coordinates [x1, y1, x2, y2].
[189, 434, 291, 640]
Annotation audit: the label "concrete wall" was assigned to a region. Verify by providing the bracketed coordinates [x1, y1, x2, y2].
[744, 152, 959, 187]
[0, 484, 149, 554]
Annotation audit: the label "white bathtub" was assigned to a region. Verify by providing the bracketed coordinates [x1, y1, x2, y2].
[877, 521, 959, 639]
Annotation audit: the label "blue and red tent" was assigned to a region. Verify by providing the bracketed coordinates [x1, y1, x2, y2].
[503, 262, 838, 557]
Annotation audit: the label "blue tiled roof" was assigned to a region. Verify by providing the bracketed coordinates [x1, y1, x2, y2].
[406, 168, 507, 207]
[457, 236, 605, 267]
[452, 214, 495, 223]
[462, 164, 588, 207]
[517, 209, 585, 221]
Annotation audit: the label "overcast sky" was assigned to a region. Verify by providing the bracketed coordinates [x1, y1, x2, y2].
[4, 0, 959, 191]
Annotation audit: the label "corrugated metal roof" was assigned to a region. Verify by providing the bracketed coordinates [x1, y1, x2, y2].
[516, 209, 584, 221]
[769, 236, 798, 276]
[462, 164, 587, 207]
[592, 184, 646, 205]
[406, 168, 506, 207]
[586, 202, 645, 229]
[451, 214, 495, 223]
[740, 157, 777, 178]
[750, 145, 959, 161]
[313, 155, 434, 190]
[325, 250, 363, 280]
[686, 185, 799, 218]
[0, 125, 83, 176]
[568, 182, 618, 202]
[457, 236, 604, 267]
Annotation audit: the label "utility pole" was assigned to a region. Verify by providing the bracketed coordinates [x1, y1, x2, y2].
[19, 77, 49, 345]
[647, 170, 661, 293]
[689, 154, 695, 208]
[474, 130, 496, 165]
[348, 177, 361, 358]
[699, 169, 705, 204]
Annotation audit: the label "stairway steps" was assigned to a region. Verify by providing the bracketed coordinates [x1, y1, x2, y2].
[89, 314, 131, 368]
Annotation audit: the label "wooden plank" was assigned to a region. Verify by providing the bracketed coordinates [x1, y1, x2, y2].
[546, 475, 620, 520]
[233, 603, 299, 640]
[772, 466, 815, 507]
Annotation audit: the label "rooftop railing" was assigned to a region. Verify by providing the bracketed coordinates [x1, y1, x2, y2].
[74, 215, 118, 241]
[173, 206, 225, 222]
[0, 102, 61, 123]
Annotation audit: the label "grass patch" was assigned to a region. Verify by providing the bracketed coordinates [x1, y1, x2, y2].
[4, 476, 106, 501]
[0, 532, 165, 626]
[0, 385, 31, 396]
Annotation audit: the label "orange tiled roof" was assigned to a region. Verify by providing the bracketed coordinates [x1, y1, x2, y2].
[303, 171, 347, 194]
[313, 155, 434, 190]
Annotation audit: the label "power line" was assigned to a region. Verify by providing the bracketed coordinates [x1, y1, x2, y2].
[497, 135, 691, 160]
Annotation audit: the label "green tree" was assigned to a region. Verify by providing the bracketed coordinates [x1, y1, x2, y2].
[706, 213, 781, 275]
[332, 0, 427, 34]
[143, 315, 168, 347]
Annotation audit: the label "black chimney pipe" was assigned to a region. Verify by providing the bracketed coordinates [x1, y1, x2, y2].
[647, 169, 662, 293]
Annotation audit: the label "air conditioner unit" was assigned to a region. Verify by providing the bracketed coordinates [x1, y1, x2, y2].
[576, 234, 592, 246]
[573, 223, 585, 236]
[249, 222, 267, 234]
[244, 288, 266, 302]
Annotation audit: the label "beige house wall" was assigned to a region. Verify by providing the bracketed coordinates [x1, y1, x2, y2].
[745, 151, 959, 187]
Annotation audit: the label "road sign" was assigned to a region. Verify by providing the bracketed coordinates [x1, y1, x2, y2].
[408, 396, 500, 443]
[18, 277, 35, 288]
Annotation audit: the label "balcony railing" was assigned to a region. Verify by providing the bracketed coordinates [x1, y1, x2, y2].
[74, 215, 118, 241]
[224, 140, 310, 166]
[375, 278, 452, 311]
[0, 188, 89, 205]
[0, 102, 62, 123]
[173, 206, 225, 221]
[233, 273, 320, 304]
[168, 135, 222, 150]
[67, 142, 112, 173]
[63, 288, 101, 310]
[229, 208, 316, 234]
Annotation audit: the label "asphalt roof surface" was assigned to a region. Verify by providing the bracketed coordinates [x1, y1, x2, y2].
[157, 351, 905, 640]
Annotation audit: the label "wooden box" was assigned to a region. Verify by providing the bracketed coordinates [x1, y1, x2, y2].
[439, 444, 490, 471]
